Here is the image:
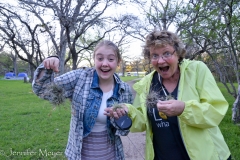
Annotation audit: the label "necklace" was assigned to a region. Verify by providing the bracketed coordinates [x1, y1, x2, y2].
[157, 73, 175, 119]
[158, 73, 175, 100]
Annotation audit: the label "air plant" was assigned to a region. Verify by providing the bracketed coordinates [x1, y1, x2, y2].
[145, 89, 168, 119]
[44, 83, 65, 107]
[165, 94, 175, 101]
[146, 89, 160, 108]
[112, 101, 125, 112]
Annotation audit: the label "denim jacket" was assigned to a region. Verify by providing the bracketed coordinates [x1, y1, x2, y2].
[32, 65, 133, 160]
[83, 71, 126, 140]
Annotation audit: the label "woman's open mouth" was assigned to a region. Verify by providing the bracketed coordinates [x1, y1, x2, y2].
[159, 66, 169, 72]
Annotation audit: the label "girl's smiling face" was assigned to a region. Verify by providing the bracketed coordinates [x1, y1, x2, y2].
[94, 45, 119, 83]
[150, 45, 179, 80]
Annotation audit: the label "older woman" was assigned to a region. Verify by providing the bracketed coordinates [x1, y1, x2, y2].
[126, 30, 231, 160]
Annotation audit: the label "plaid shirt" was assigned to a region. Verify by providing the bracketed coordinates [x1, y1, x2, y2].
[32, 64, 133, 160]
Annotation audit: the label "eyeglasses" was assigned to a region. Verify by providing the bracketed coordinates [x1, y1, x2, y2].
[150, 50, 175, 61]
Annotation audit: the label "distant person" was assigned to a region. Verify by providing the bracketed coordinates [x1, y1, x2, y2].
[120, 30, 231, 160]
[32, 40, 133, 160]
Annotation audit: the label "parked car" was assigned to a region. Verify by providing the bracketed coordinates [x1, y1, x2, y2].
[127, 72, 131, 76]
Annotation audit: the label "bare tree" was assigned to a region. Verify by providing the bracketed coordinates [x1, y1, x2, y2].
[123, 0, 185, 38]
[0, 41, 5, 52]
[0, 4, 50, 81]
[18, 0, 131, 71]
[131, 57, 143, 77]
[0, 51, 13, 74]
[121, 0, 186, 74]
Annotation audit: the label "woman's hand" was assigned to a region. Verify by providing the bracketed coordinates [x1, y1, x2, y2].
[104, 105, 129, 119]
[157, 99, 185, 117]
[43, 57, 59, 72]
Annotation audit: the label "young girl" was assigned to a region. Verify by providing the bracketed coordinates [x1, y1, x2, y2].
[32, 40, 133, 160]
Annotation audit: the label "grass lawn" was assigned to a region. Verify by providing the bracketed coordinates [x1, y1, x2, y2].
[0, 80, 240, 159]
[0, 80, 70, 160]
[217, 83, 240, 159]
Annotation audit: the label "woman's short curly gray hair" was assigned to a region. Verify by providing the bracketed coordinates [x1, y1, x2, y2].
[143, 30, 186, 63]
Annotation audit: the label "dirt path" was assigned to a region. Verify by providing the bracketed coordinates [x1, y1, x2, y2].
[121, 79, 146, 160]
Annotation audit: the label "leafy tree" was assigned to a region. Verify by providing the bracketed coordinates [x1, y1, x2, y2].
[177, 0, 240, 122]
[127, 0, 240, 122]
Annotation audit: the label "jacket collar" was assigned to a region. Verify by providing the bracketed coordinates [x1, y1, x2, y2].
[90, 70, 125, 99]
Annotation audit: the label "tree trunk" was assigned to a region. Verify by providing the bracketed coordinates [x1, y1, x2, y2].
[59, 40, 67, 75]
[72, 56, 78, 70]
[24, 77, 27, 83]
[13, 58, 18, 76]
[59, 50, 66, 74]
[232, 85, 240, 123]
[29, 63, 35, 83]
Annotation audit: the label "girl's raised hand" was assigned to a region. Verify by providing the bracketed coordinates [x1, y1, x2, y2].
[43, 57, 59, 72]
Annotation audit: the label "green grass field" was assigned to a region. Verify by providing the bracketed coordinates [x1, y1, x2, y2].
[0, 80, 70, 160]
[0, 80, 239, 160]
[120, 76, 140, 82]
[217, 83, 240, 160]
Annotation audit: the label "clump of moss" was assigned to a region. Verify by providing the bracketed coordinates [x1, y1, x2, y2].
[44, 83, 65, 106]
